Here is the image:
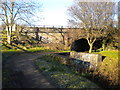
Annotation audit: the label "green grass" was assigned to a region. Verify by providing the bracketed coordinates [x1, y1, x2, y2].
[2, 47, 71, 60]
[95, 50, 119, 59]
[1, 41, 71, 61]
[34, 54, 100, 88]
[27, 47, 71, 53]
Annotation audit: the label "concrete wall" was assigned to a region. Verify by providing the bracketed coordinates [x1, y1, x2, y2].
[70, 52, 102, 70]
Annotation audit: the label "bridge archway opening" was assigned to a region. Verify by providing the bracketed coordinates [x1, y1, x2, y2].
[71, 38, 89, 52]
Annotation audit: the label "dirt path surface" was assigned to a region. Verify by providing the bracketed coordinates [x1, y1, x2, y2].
[4, 52, 60, 88]
[3, 52, 102, 89]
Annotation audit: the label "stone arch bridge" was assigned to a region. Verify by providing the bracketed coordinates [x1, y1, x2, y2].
[17, 25, 87, 50]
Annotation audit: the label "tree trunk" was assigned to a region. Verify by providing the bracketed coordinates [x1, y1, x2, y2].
[89, 44, 93, 53]
[6, 26, 12, 44]
[7, 34, 11, 44]
[87, 37, 96, 53]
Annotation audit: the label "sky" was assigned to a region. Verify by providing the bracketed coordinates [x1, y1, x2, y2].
[0, 0, 73, 26]
[32, 0, 119, 27]
[0, 0, 119, 26]
[33, 0, 73, 26]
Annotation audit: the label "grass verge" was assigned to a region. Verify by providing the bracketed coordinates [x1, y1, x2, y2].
[34, 54, 100, 88]
[2, 47, 71, 60]
[92, 50, 119, 88]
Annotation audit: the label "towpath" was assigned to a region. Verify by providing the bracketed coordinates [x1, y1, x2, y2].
[3, 52, 59, 88]
[3, 52, 101, 88]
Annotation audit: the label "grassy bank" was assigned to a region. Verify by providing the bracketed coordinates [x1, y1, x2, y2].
[93, 50, 119, 88]
[34, 54, 100, 88]
[2, 47, 70, 60]
[34, 50, 119, 89]
[96, 50, 119, 59]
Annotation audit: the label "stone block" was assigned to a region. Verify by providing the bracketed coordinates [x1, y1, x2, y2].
[70, 52, 102, 70]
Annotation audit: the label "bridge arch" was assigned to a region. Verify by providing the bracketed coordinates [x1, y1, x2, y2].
[71, 38, 90, 52]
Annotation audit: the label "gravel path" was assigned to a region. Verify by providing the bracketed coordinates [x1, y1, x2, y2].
[3, 52, 59, 88]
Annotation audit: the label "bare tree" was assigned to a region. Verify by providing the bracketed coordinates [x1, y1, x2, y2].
[68, 1, 115, 53]
[0, 0, 42, 44]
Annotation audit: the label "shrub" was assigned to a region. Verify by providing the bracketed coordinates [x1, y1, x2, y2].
[94, 51, 119, 86]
